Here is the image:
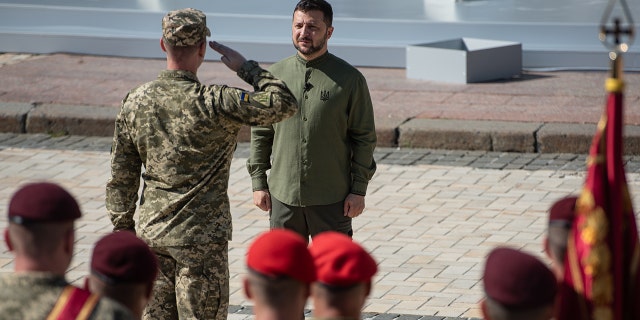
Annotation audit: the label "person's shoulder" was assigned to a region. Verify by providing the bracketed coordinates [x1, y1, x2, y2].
[90, 295, 135, 320]
[325, 53, 366, 81]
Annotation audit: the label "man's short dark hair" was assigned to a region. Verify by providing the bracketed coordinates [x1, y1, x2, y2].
[294, 0, 333, 27]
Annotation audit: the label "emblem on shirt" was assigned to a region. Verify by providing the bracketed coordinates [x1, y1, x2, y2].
[320, 90, 330, 101]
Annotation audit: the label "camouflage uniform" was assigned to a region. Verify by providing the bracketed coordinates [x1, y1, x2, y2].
[105, 9, 298, 320]
[0, 273, 133, 319]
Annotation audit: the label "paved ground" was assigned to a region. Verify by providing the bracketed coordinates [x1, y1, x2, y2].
[1, 133, 640, 319]
[2, 53, 640, 155]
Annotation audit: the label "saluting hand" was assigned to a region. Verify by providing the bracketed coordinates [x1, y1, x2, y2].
[209, 41, 247, 72]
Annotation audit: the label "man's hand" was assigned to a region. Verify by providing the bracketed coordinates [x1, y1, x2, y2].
[253, 190, 271, 212]
[344, 193, 365, 218]
[209, 41, 247, 72]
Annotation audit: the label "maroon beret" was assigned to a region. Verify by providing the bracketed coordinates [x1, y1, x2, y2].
[247, 229, 316, 284]
[8, 182, 81, 225]
[483, 247, 557, 309]
[548, 196, 578, 228]
[91, 231, 158, 285]
[309, 231, 378, 287]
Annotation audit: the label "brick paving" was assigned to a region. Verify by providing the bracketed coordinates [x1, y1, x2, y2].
[1, 134, 640, 319]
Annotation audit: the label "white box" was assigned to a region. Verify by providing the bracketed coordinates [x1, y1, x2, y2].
[406, 38, 522, 84]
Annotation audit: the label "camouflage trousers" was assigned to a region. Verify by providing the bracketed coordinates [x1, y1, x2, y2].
[143, 242, 229, 320]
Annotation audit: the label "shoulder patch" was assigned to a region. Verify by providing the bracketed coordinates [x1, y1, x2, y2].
[240, 92, 250, 103]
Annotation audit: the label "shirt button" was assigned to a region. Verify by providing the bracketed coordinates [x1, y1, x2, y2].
[302, 139, 307, 143]
[305, 95, 308, 99]
[303, 117, 307, 121]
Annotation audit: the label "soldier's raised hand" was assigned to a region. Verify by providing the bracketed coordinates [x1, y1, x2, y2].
[209, 41, 247, 72]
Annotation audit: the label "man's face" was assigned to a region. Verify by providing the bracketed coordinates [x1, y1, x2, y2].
[292, 9, 333, 59]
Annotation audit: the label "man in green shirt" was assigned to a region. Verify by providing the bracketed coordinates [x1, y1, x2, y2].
[247, 0, 377, 241]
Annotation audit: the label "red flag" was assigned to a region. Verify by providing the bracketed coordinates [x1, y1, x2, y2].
[558, 77, 640, 320]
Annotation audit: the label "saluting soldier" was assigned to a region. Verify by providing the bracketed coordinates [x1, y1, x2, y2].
[0, 182, 133, 319]
[105, 7, 298, 320]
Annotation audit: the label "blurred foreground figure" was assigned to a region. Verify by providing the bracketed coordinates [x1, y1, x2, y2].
[88, 231, 159, 319]
[481, 247, 557, 320]
[244, 229, 316, 320]
[1, 182, 133, 319]
[309, 231, 378, 319]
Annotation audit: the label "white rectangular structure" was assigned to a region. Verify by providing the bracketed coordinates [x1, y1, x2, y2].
[406, 38, 522, 83]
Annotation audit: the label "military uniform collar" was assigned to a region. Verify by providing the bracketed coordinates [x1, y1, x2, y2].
[0, 272, 68, 286]
[158, 69, 200, 83]
[296, 51, 331, 67]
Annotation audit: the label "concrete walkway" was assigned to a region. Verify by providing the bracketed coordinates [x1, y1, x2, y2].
[1, 134, 640, 319]
[2, 53, 640, 155]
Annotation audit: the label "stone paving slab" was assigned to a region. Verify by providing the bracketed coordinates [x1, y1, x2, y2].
[1, 134, 640, 319]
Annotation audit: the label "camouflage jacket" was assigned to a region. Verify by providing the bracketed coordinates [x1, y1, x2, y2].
[106, 60, 298, 246]
[0, 272, 133, 319]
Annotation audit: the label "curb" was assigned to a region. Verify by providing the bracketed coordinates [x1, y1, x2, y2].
[3, 102, 640, 155]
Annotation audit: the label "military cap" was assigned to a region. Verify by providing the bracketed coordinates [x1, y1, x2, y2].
[8, 182, 81, 225]
[246, 229, 316, 283]
[483, 247, 557, 309]
[309, 231, 378, 287]
[91, 231, 159, 285]
[548, 196, 577, 228]
[162, 8, 211, 46]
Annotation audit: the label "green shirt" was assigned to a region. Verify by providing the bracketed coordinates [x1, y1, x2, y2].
[247, 52, 377, 206]
[106, 61, 298, 246]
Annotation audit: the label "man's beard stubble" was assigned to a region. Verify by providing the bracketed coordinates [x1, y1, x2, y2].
[293, 35, 327, 57]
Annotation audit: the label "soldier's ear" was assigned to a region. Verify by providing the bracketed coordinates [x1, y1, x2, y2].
[4, 229, 12, 251]
[243, 277, 253, 299]
[160, 38, 167, 53]
[480, 298, 491, 320]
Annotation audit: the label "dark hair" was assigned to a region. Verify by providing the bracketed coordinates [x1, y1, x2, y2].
[294, 0, 333, 27]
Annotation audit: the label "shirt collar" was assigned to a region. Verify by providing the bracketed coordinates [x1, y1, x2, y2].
[296, 51, 331, 67]
[158, 69, 200, 83]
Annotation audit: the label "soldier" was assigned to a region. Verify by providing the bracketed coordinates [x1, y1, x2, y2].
[105, 7, 298, 319]
[247, 0, 377, 241]
[543, 196, 577, 280]
[481, 247, 557, 320]
[0, 182, 133, 319]
[308, 231, 378, 319]
[243, 229, 316, 320]
[87, 231, 159, 319]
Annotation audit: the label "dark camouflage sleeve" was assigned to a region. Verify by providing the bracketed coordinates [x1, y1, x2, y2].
[105, 104, 142, 232]
[212, 60, 298, 127]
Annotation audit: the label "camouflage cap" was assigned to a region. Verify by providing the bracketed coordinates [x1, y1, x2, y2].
[162, 8, 211, 47]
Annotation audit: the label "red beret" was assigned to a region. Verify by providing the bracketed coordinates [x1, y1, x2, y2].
[247, 229, 316, 283]
[8, 182, 81, 225]
[483, 247, 557, 309]
[91, 231, 159, 285]
[548, 196, 577, 227]
[309, 231, 378, 287]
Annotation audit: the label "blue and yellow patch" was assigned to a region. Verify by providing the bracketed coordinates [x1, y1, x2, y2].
[240, 92, 250, 102]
